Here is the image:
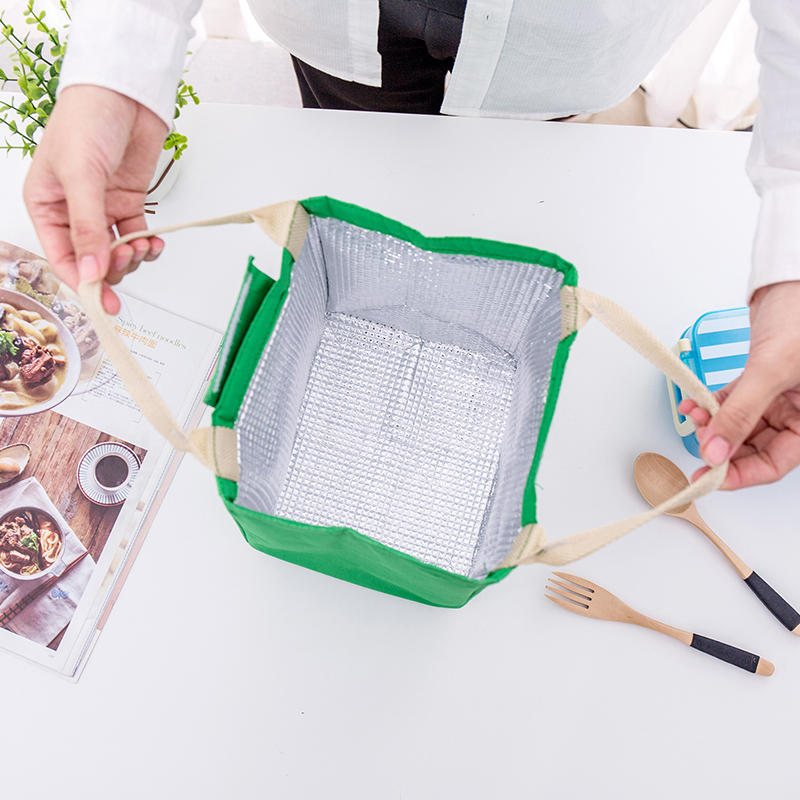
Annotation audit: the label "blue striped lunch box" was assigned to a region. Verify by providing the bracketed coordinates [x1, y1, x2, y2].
[668, 308, 751, 457]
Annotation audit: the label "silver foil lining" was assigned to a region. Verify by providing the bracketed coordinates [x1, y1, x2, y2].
[275, 313, 516, 575]
[236, 216, 564, 578]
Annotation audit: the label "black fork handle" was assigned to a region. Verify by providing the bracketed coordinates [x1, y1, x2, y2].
[690, 633, 773, 675]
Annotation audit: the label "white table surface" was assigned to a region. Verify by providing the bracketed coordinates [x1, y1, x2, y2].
[1, 103, 798, 800]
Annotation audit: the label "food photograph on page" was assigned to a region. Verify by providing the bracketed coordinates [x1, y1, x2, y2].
[0, 241, 220, 675]
[0, 241, 100, 411]
[0, 410, 146, 650]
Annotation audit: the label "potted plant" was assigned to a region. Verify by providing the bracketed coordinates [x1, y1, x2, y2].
[0, 0, 199, 208]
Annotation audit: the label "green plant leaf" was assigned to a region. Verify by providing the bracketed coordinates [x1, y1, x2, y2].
[1, 0, 185, 154]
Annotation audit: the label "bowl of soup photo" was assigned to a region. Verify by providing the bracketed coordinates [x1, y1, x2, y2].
[0, 289, 81, 416]
[0, 506, 64, 581]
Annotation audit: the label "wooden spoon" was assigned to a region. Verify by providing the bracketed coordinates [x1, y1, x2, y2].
[634, 451, 800, 636]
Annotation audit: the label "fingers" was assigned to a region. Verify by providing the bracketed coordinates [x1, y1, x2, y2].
[102, 283, 121, 315]
[720, 442, 789, 490]
[678, 381, 736, 422]
[679, 383, 728, 426]
[690, 465, 710, 484]
[144, 237, 165, 261]
[108, 243, 135, 283]
[29, 216, 80, 292]
[21, 87, 167, 318]
[684, 380, 769, 455]
[116, 213, 148, 241]
[692, 456, 771, 490]
[693, 428, 800, 489]
[109, 217, 164, 283]
[108, 215, 144, 281]
[691, 442, 753, 483]
[107, 239, 147, 285]
[696, 364, 782, 467]
[23, 165, 80, 292]
[687, 405, 711, 428]
[62, 168, 113, 283]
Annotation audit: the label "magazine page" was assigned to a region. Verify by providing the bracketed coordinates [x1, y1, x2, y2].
[0, 242, 219, 677]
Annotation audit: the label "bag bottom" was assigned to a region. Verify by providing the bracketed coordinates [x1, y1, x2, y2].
[220, 485, 511, 608]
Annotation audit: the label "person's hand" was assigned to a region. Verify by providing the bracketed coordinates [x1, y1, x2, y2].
[23, 85, 167, 314]
[679, 280, 800, 489]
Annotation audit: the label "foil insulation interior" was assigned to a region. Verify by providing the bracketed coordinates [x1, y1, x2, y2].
[236, 216, 564, 578]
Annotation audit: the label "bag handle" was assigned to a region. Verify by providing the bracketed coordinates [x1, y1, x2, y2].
[501, 286, 727, 567]
[77, 201, 309, 475]
[112, 201, 310, 259]
[78, 206, 727, 568]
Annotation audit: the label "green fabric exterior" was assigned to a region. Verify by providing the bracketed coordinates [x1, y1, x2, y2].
[224, 497, 511, 607]
[211, 249, 293, 430]
[206, 196, 579, 606]
[205, 257, 274, 408]
[301, 196, 579, 285]
[521, 331, 577, 524]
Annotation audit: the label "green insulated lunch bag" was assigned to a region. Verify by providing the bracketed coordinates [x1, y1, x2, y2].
[80, 197, 727, 607]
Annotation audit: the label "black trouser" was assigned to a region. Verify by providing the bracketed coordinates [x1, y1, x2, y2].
[292, 0, 467, 114]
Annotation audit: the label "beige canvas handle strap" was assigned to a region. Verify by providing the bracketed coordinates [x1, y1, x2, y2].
[113, 200, 310, 260]
[77, 200, 309, 478]
[502, 286, 728, 567]
[79, 209, 725, 560]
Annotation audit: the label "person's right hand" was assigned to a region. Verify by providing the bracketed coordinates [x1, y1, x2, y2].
[23, 85, 167, 314]
[679, 280, 800, 489]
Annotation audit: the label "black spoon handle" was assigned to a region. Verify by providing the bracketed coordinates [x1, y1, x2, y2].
[690, 633, 774, 675]
[744, 571, 800, 633]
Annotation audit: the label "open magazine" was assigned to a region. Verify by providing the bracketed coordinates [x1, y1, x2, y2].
[0, 242, 219, 679]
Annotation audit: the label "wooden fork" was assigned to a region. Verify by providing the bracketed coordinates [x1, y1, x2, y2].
[545, 572, 775, 677]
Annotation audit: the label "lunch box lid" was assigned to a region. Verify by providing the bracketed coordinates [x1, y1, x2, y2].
[681, 307, 750, 392]
[668, 307, 750, 457]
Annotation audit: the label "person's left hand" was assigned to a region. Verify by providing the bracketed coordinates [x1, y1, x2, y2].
[23, 85, 166, 314]
[679, 280, 800, 489]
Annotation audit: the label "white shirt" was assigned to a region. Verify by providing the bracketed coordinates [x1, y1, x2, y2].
[59, 0, 800, 298]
